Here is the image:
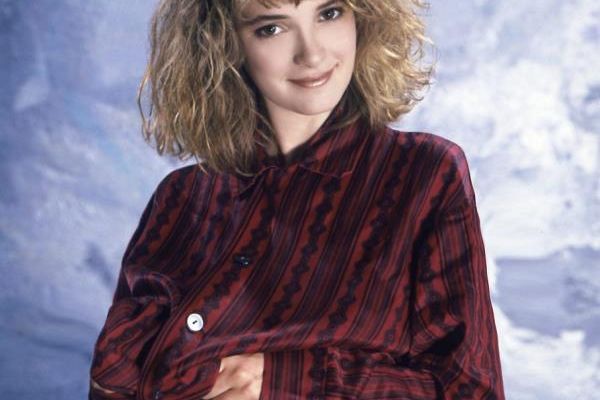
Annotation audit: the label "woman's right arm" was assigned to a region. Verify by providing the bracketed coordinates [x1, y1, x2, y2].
[89, 171, 184, 399]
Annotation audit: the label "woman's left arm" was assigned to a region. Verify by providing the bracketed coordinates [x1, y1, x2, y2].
[398, 196, 505, 399]
[364, 146, 505, 399]
[260, 144, 506, 399]
[299, 197, 505, 400]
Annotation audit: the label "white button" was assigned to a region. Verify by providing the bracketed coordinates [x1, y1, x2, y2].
[186, 313, 204, 332]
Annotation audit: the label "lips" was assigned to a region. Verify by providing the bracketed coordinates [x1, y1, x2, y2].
[289, 67, 334, 87]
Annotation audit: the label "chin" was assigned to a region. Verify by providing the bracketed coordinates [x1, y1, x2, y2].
[295, 92, 345, 112]
[291, 101, 339, 116]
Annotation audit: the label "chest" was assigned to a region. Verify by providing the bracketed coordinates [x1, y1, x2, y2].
[158, 162, 426, 340]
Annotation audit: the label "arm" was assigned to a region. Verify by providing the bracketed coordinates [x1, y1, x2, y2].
[358, 144, 505, 399]
[88, 173, 184, 400]
[402, 196, 504, 399]
[355, 195, 505, 399]
[259, 145, 505, 399]
[259, 199, 505, 400]
[356, 145, 504, 399]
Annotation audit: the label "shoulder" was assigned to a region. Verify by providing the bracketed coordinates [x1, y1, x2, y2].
[155, 163, 197, 194]
[379, 126, 476, 212]
[381, 126, 468, 165]
[152, 163, 213, 207]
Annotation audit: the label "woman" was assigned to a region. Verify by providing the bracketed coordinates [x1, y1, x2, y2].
[89, 0, 506, 399]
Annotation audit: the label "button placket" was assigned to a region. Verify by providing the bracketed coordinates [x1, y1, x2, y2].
[183, 252, 253, 336]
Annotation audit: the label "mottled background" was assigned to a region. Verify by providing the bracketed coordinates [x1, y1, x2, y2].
[1, 1, 598, 398]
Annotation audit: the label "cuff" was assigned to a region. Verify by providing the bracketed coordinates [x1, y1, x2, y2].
[88, 379, 135, 400]
[259, 349, 328, 400]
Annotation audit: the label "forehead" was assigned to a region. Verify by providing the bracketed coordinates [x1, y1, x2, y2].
[238, 0, 304, 10]
[235, 0, 306, 19]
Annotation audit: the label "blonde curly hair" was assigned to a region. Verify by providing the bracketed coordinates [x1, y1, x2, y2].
[137, 0, 435, 177]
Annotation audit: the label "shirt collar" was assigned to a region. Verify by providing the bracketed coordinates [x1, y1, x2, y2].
[232, 105, 370, 198]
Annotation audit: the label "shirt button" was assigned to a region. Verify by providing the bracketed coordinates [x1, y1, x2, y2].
[153, 390, 162, 399]
[233, 253, 252, 267]
[186, 313, 204, 332]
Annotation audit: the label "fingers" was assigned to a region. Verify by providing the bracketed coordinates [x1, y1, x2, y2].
[222, 354, 264, 380]
[202, 357, 250, 399]
[210, 380, 262, 400]
[201, 353, 264, 399]
[201, 367, 231, 399]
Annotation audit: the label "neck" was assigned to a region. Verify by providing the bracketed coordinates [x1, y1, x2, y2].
[264, 107, 334, 157]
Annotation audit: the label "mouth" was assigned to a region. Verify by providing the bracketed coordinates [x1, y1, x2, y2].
[289, 66, 335, 88]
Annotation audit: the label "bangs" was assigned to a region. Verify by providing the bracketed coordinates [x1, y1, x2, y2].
[235, 0, 308, 22]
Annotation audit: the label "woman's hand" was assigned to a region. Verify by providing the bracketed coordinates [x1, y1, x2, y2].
[201, 352, 264, 400]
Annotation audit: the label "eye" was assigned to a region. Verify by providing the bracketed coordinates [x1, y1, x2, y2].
[254, 24, 283, 38]
[320, 6, 345, 21]
[253, 6, 346, 39]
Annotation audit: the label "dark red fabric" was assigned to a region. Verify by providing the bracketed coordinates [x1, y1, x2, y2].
[89, 113, 505, 399]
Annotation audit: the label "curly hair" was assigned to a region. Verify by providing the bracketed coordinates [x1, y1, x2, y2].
[137, 0, 435, 177]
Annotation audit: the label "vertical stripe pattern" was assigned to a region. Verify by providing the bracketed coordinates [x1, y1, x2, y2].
[89, 114, 505, 399]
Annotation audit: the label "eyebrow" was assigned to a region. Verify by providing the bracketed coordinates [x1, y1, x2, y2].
[240, 0, 341, 27]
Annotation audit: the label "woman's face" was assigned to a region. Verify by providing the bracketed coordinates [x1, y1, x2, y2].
[235, 0, 356, 119]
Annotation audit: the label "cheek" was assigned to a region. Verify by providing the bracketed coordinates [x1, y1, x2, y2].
[342, 18, 357, 56]
[245, 47, 287, 80]
[326, 18, 357, 59]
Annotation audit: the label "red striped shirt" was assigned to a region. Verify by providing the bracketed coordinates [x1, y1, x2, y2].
[89, 113, 505, 399]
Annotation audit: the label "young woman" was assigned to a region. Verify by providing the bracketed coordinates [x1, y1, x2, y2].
[89, 0, 506, 399]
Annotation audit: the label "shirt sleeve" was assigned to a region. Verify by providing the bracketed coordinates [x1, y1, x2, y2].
[265, 144, 505, 400]
[405, 194, 505, 399]
[400, 145, 505, 399]
[356, 145, 505, 399]
[349, 145, 504, 399]
[88, 174, 190, 399]
[355, 196, 505, 399]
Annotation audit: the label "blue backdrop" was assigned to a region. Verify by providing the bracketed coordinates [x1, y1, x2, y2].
[1, 1, 598, 398]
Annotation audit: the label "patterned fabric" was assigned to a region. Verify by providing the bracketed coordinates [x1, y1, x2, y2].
[89, 109, 505, 399]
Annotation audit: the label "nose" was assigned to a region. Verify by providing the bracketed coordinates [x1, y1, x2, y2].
[293, 28, 326, 68]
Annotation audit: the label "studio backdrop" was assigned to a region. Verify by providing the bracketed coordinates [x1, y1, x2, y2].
[0, 1, 598, 399]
